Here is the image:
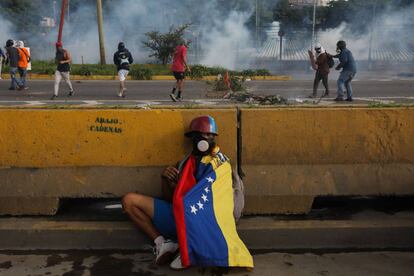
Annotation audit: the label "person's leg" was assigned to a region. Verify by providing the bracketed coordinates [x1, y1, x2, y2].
[336, 72, 346, 100]
[18, 68, 27, 88]
[0, 57, 3, 78]
[10, 67, 20, 89]
[345, 72, 354, 100]
[312, 72, 321, 97]
[177, 79, 184, 99]
[61, 72, 74, 92]
[53, 71, 62, 97]
[322, 73, 329, 96]
[122, 193, 159, 240]
[118, 70, 127, 97]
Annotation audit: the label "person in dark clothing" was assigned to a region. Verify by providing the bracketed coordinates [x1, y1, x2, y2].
[308, 43, 330, 98]
[4, 39, 23, 90]
[0, 46, 6, 79]
[333, 40, 357, 102]
[113, 42, 133, 98]
[51, 42, 74, 100]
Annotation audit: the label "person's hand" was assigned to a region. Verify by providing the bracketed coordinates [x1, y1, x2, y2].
[161, 166, 179, 183]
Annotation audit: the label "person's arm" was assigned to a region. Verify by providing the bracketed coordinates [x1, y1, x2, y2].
[60, 50, 72, 64]
[128, 51, 133, 65]
[183, 47, 190, 72]
[161, 166, 179, 202]
[335, 51, 348, 70]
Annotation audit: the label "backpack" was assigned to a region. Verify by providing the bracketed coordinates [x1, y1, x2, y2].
[327, 52, 335, 68]
[118, 51, 130, 66]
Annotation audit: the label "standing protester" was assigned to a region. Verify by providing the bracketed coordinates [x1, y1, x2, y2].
[0, 46, 5, 79]
[170, 40, 190, 102]
[113, 42, 133, 98]
[16, 41, 30, 90]
[5, 39, 23, 90]
[308, 43, 331, 98]
[51, 42, 74, 100]
[333, 40, 357, 102]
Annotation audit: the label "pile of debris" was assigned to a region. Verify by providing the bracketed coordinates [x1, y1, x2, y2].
[225, 91, 288, 105]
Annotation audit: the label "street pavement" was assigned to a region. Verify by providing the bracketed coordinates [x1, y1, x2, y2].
[0, 75, 413, 107]
[1, 251, 413, 276]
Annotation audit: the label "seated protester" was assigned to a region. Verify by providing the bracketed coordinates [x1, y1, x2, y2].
[123, 116, 253, 270]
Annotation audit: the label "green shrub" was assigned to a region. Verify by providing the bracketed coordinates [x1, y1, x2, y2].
[130, 67, 154, 80]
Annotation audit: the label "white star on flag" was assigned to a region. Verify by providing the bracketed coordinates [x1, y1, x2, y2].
[190, 205, 198, 215]
[206, 177, 214, 183]
[204, 187, 210, 194]
[202, 194, 208, 202]
[197, 201, 204, 210]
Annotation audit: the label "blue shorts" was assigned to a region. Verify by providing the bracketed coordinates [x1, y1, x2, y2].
[153, 198, 177, 240]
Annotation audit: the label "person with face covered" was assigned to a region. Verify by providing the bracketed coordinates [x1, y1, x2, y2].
[308, 43, 331, 98]
[333, 40, 357, 101]
[122, 116, 249, 270]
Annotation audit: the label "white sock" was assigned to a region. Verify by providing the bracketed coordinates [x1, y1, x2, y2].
[154, 236, 165, 246]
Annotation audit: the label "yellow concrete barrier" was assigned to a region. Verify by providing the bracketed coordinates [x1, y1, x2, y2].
[241, 107, 414, 214]
[0, 109, 237, 214]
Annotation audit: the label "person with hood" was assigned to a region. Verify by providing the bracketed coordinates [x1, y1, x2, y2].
[16, 41, 30, 89]
[113, 42, 133, 98]
[51, 42, 74, 100]
[308, 43, 331, 98]
[0, 46, 5, 79]
[333, 40, 357, 101]
[4, 39, 23, 90]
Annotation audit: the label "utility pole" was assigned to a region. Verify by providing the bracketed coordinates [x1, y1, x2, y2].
[96, 0, 106, 65]
[256, 0, 260, 51]
[368, 0, 377, 69]
[57, 0, 68, 43]
[311, 0, 317, 50]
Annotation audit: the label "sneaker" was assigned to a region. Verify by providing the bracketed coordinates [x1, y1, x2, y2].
[118, 92, 123, 97]
[68, 90, 74, 97]
[334, 97, 344, 101]
[170, 93, 178, 102]
[308, 94, 317, 98]
[50, 95, 58, 100]
[8, 87, 15, 91]
[345, 97, 353, 102]
[170, 254, 185, 270]
[322, 92, 329, 97]
[155, 240, 179, 265]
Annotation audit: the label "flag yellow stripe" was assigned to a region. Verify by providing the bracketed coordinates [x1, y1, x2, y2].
[211, 162, 254, 268]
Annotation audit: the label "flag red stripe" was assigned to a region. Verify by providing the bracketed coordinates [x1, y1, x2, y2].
[173, 155, 197, 267]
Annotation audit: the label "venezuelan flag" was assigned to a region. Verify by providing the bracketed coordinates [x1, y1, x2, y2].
[173, 147, 254, 268]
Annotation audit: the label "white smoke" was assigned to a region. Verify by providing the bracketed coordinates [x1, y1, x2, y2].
[200, 11, 254, 70]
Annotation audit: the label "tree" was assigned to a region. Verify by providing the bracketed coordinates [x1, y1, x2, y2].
[142, 24, 191, 64]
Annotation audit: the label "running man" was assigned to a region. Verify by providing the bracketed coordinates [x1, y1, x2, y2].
[170, 40, 190, 102]
[113, 42, 133, 98]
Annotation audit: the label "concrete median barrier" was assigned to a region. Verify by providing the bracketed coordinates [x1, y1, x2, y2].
[241, 107, 414, 214]
[0, 109, 237, 215]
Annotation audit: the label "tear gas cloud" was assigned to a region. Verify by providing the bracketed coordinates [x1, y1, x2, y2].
[317, 4, 414, 60]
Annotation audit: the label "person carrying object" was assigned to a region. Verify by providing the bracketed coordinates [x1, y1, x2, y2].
[51, 42, 74, 100]
[308, 42, 332, 98]
[16, 41, 30, 90]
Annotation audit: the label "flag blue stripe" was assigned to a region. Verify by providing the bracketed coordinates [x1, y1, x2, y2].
[183, 168, 229, 267]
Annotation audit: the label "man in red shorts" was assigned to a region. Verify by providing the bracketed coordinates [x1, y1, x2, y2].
[170, 40, 190, 102]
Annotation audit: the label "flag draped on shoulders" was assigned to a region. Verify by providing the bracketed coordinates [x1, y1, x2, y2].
[173, 146, 254, 268]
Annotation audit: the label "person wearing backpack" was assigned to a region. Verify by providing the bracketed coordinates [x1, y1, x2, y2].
[113, 42, 133, 98]
[307, 43, 332, 98]
[16, 41, 30, 90]
[122, 116, 249, 270]
[51, 42, 74, 100]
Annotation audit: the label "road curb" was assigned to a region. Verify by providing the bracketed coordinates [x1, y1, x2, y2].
[0, 74, 292, 81]
[1, 215, 413, 250]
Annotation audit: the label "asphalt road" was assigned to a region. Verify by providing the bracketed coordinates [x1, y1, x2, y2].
[1, 251, 413, 276]
[0, 77, 413, 106]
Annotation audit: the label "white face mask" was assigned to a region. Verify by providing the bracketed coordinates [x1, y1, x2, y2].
[197, 140, 210, 153]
